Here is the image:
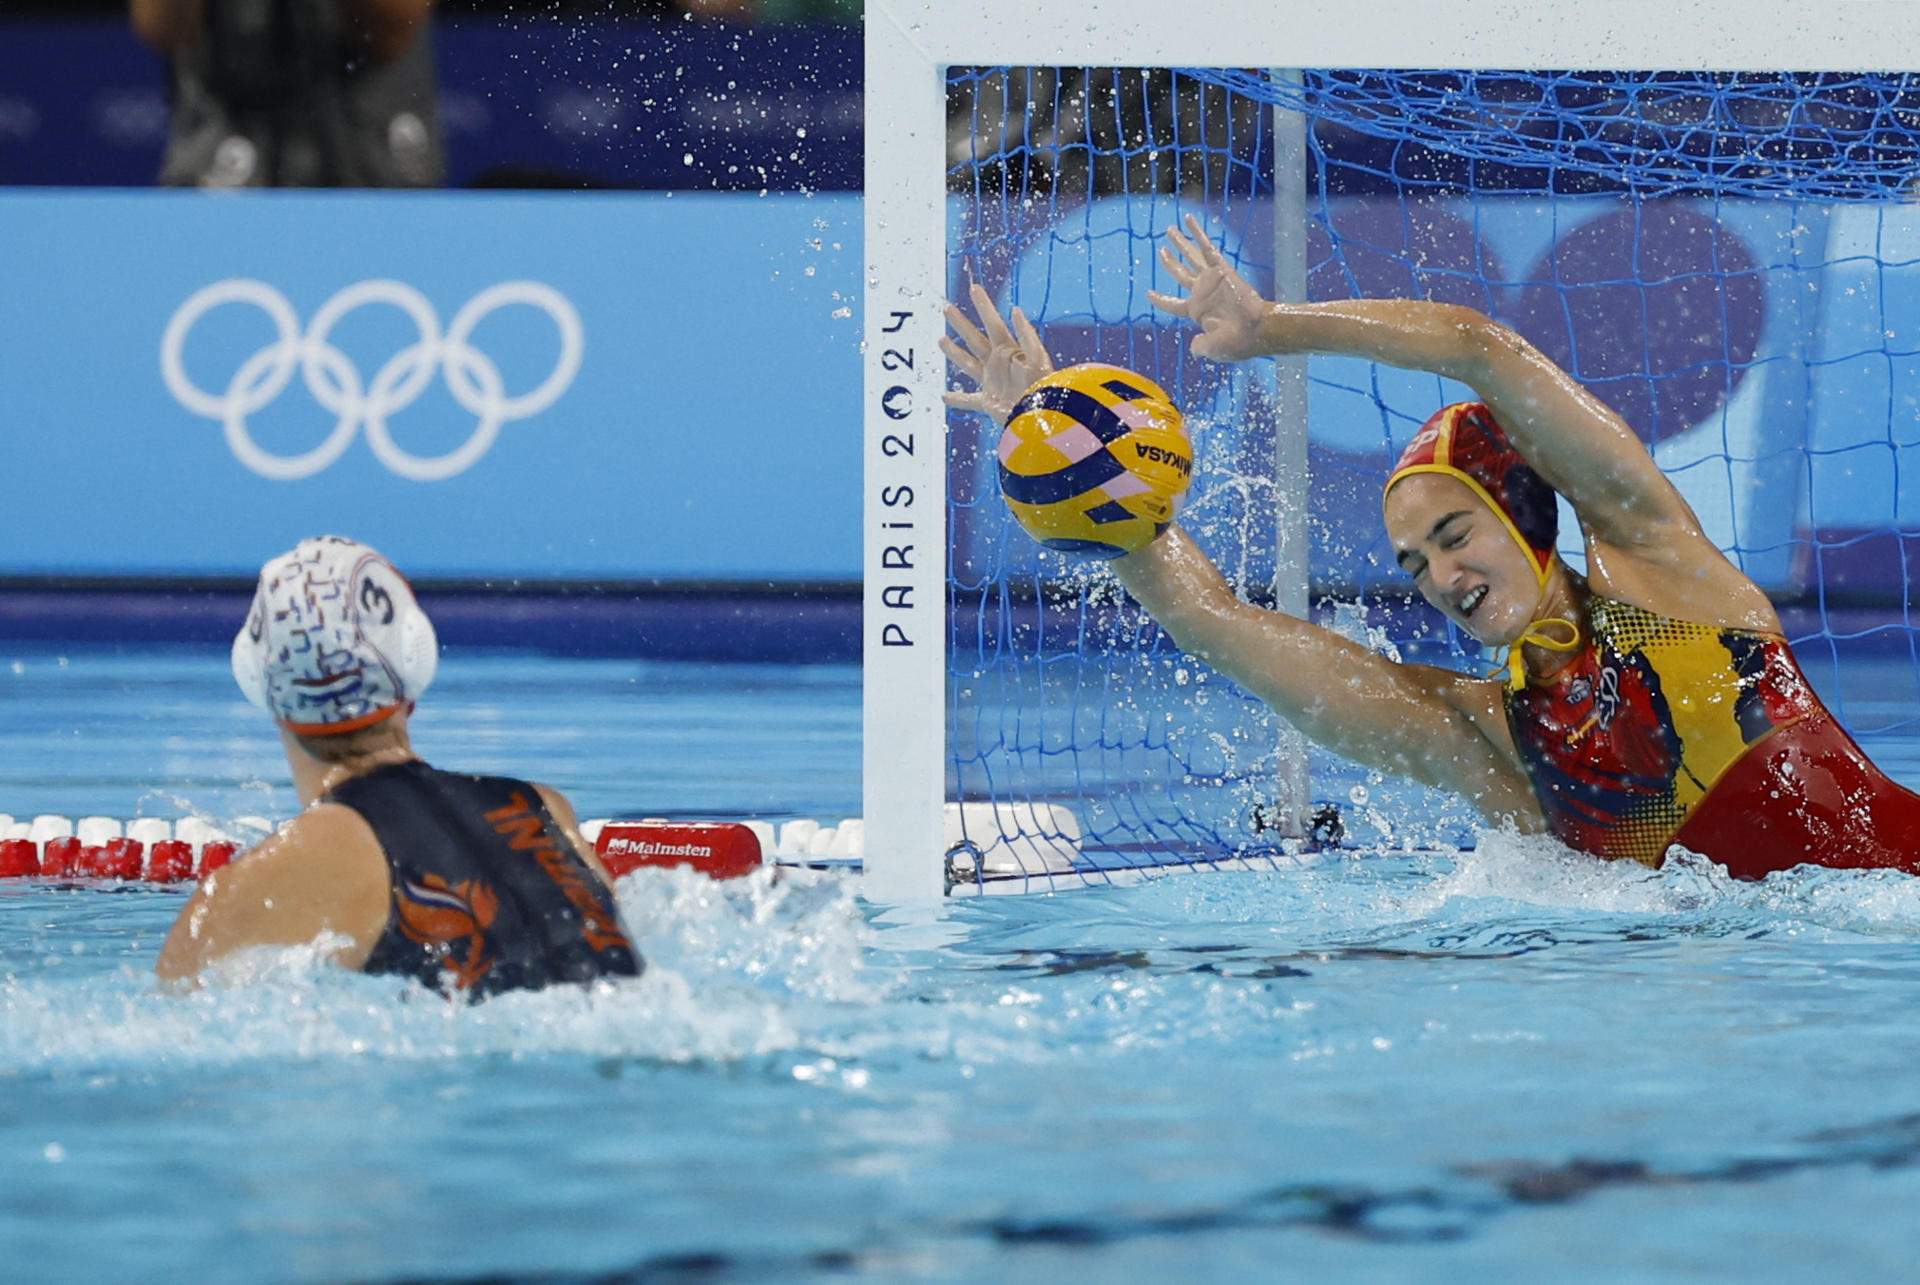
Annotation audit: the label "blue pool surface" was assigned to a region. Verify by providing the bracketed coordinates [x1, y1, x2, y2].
[6, 643, 1920, 1281]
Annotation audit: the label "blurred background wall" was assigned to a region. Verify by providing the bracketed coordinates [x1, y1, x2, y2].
[1, 1, 860, 190]
[0, 1, 864, 658]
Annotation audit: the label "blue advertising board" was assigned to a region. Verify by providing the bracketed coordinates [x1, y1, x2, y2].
[0, 188, 860, 581]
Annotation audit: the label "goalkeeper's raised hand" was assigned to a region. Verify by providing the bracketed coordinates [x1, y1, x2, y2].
[941, 282, 1056, 425]
[1148, 214, 1275, 364]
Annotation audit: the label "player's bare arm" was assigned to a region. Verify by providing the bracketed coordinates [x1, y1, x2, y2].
[945, 284, 1537, 826]
[1117, 527, 1537, 823]
[1148, 214, 1776, 630]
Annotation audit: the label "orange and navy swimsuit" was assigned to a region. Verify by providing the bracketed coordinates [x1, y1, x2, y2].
[325, 760, 641, 998]
[1504, 596, 1920, 878]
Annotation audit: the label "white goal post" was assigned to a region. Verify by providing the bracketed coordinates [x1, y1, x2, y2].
[861, 0, 1920, 902]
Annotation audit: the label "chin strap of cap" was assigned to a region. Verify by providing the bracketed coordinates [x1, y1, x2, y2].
[1487, 559, 1583, 691]
[1495, 616, 1583, 692]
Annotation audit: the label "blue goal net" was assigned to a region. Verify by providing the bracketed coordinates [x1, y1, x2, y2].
[943, 66, 1920, 891]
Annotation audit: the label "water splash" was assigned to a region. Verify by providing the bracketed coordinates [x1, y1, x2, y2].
[1430, 828, 1920, 938]
[0, 865, 873, 1075]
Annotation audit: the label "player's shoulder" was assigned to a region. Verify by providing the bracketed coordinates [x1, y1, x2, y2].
[1404, 659, 1502, 707]
[218, 804, 386, 891]
[525, 783, 621, 888]
[1582, 533, 1781, 634]
[280, 801, 382, 851]
[529, 782, 581, 825]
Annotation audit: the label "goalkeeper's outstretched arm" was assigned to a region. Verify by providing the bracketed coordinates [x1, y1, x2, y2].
[1113, 527, 1538, 823]
[943, 285, 1540, 826]
[1146, 215, 1688, 546]
[1148, 215, 1777, 633]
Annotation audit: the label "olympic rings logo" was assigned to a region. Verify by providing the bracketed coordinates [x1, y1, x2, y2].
[161, 279, 584, 481]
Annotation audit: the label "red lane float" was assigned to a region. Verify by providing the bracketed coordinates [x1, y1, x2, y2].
[78, 838, 145, 881]
[0, 820, 769, 884]
[148, 840, 195, 883]
[0, 828, 238, 884]
[596, 822, 762, 880]
[0, 840, 35, 878]
[1, 814, 835, 884]
[41, 836, 80, 878]
[198, 842, 237, 877]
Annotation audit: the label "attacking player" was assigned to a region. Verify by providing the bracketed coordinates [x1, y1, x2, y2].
[156, 536, 640, 996]
[943, 216, 1920, 878]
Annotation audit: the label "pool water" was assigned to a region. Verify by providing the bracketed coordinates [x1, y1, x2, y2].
[6, 644, 1920, 1281]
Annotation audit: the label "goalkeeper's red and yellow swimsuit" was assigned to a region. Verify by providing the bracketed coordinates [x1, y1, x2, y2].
[1504, 595, 1920, 878]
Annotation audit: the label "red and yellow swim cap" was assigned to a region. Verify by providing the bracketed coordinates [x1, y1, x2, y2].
[1383, 402, 1560, 588]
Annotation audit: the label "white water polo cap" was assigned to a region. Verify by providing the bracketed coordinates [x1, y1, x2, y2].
[232, 536, 439, 735]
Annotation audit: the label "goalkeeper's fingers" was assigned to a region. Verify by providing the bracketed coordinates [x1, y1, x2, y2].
[1181, 212, 1229, 268]
[1010, 308, 1054, 374]
[1158, 244, 1197, 289]
[969, 282, 1018, 351]
[1165, 221, 1214, 277]
[1146, 288, 1189, 317]
[944, 302, 988, 358]
[939, 334, 984, 382]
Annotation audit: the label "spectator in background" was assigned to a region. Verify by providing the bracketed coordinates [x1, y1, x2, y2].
[130, 0, 443, 187]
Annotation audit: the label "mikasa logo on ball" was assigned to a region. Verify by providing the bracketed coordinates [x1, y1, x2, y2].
[161, 279, 584, 482]
[1132, 442, 1192, 476]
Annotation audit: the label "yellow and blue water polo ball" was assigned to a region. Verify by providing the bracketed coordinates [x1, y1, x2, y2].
[997, 363, 1192, 559]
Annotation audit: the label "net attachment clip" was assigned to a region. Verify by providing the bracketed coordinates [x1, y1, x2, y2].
[942, 802, 1083, 892]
